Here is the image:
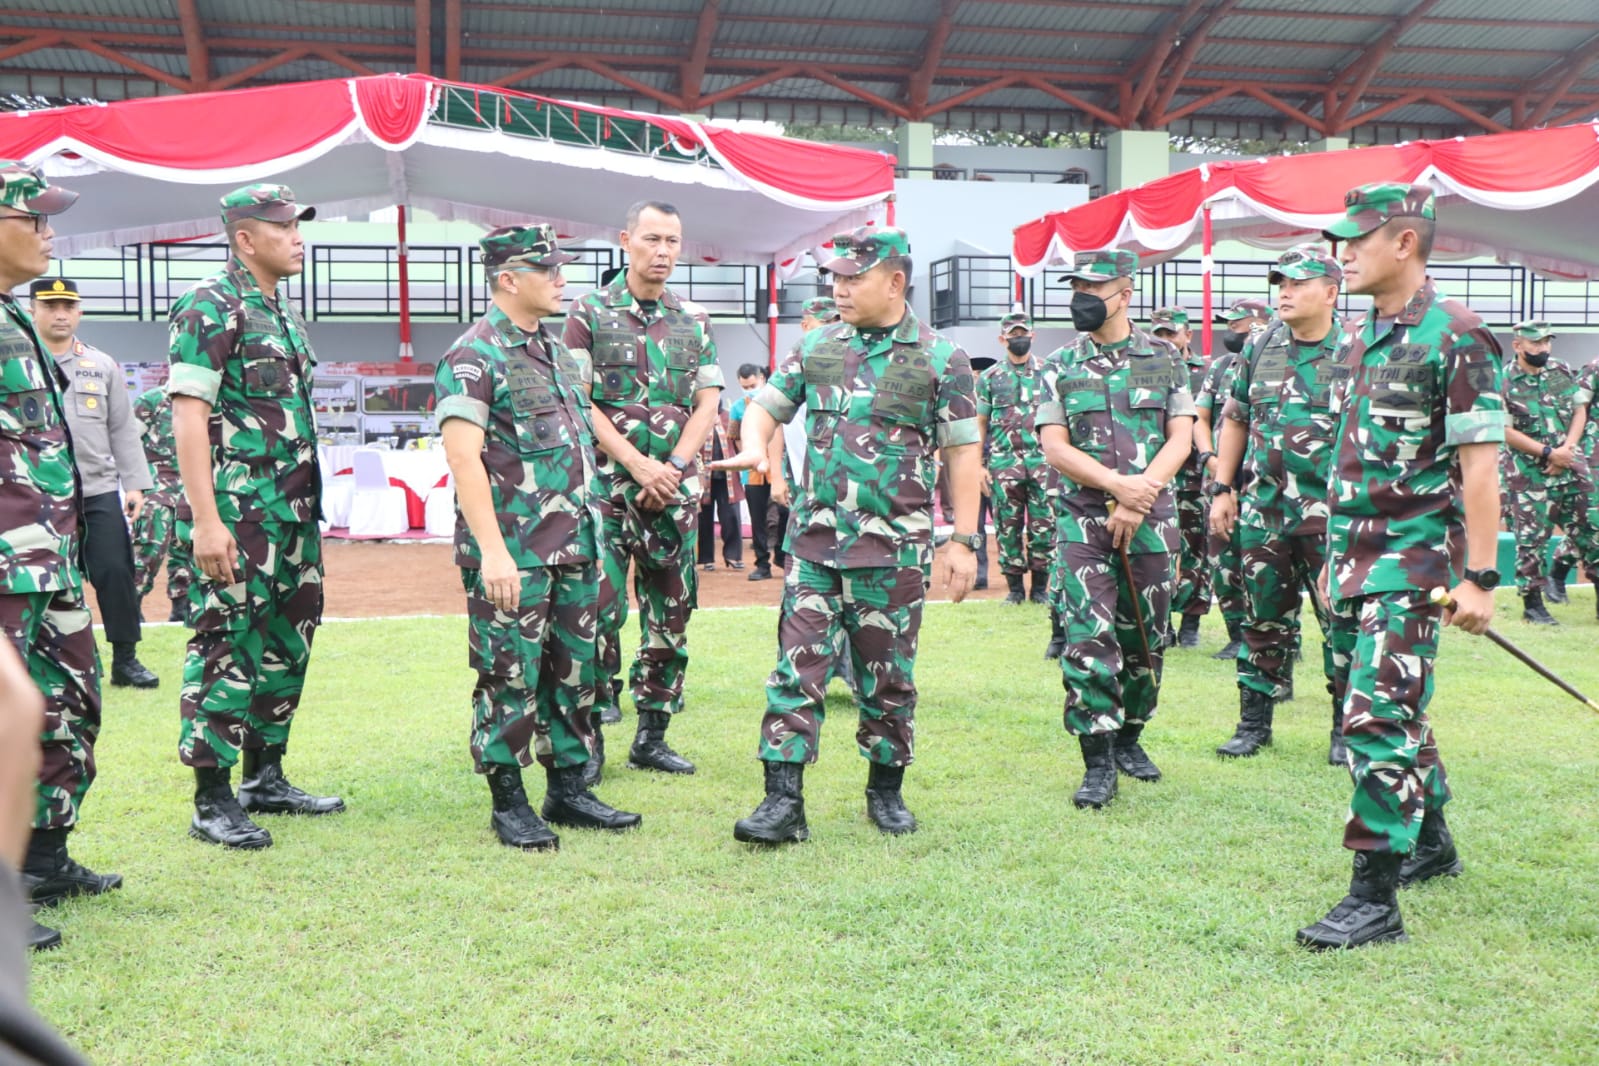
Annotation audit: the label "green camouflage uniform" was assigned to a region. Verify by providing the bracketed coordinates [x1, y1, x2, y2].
[1224, 261, 1347, 700]
[1037, 261, 1196, 737]
[436, 226, 605, 773]
[0, 163, 101, 831]
[1196, 351, 1247, 632]
[977, 313, 1058, 579]
[168, 185, 324, 770]
[1322, 185, 1506, 856]
[750, 228, 979, 767]
[1157, 308, 1213, 619]
[561, 276, 723, 718]
[1550, 356, 1599, 582]
[130, 385, 191, 608]
[1499, 329, 1599, 595]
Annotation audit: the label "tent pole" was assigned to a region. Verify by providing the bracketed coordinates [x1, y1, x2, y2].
[886, 193, 896, 227]
[1201, 203, 1214, 358]
[397, 204, 413, 363]
[766, 264, 778, 372]
[1014, 270, 1024, 313]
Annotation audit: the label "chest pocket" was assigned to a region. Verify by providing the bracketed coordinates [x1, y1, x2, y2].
[241, 355, 296, 398]
[73, 385, 108, 421]
[803, 342, 849, 414]
[1060, 378, 1109, 453]
[989, 380, 1018, 408]
[591, 325, 640, 403]
[1362, 347, 1434, 460]
[1250, 349, 1291, 406]
[507, 360, 566, 452]
[661, 332, 698, 405]
[0, 386, 52, 432]
[870, 351, 934, 427]
[1126, 362, 1171, 420]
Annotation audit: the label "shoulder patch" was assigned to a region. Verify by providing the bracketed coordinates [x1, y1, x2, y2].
[452, 363, 484, 383]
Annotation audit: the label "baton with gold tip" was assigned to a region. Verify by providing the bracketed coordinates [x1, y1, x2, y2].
[1430, 586, 1599, 714]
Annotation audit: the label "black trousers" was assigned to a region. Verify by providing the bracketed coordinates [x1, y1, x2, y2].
[82, 491, 141, 645]
[697, 476, 742, 565]
[744, 482, 789, 569]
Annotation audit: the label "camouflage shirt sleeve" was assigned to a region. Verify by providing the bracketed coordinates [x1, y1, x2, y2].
[754, 342, 805, 425]
[936, 344, 981, 448]
[1443, 327, 1506, 446]
[1160, 345, 1197, 420]
[1034, 346, 1069, 428]
[686, 303, 725, 394]
[166, 285, 232, 405]
[435, 342, 496, 430]
[975, 365, 993, 418]
[560, 299, 594, 360]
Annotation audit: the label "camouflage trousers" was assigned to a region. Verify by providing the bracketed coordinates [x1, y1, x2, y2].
[0, 590, 101, 830]
[1237, 524, 1332, 700]
[1327, 591, 1451, 855]
[1171, 478, 1212, 616]
[991, 456, 1056, 576]
[177, 519, 323, 769]
[1207, 518, 1247, 627]
[760, 557, 928, 767]
[131, 495, 192, 605]
[1509, 472, 1599, 594]
[1056, 530, 1172, 735]
[597, 477, 700, 717]
[465, 564, 598, 773]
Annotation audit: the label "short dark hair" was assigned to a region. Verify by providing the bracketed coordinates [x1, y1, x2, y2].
[881, 254, 913, 284]
[625, 200, 680, 231]
[736, 362, 763, 379]
[1380, 215, 1435, 261]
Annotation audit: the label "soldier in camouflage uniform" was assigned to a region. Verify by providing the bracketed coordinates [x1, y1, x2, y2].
[1548, 354, 1599, 605]
[1297, 183, 1504, 951]
[1499, 320, 1599, 625]
[436, 224, 641, 849]
[1194, 297, 1268, 661]
[1151, 307, 1211, 648]
[561, 201, 724, 778]
[168, 184, 344, 851]
[131, 376, 190, 623]
[1209, 246, 1347, 763]
[0, 164, 120, 951]
[977, 311, 1058, 605]
[717, 226, 982, 844]
[1037, 249, 1196, 810]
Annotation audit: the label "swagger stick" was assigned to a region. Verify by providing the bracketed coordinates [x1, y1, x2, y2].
[1430, 587, 1599, 713]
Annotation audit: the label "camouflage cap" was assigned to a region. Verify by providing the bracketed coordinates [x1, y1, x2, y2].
[999, 311, 1033, 333]
[219, 183, 315, 225]
[1321, 182, 1435, 241]
[0, 160, 77, 216]
[1149, 306, 1190, 332]
[1269, 243, 1343, 284]
[1511, 319, 1555, 341]
[29, 277, 79, 302]
[821, 226, 911, 277]
[1058, 248, 1138, 283]
[801, 295, 841, 322]
[1216, 296, 1272, 323]
[480, 223, 578, 271]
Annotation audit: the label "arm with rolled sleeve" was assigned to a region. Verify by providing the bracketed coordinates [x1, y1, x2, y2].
[1444, 328, 1506, 585]
[167, 287, 234, 578]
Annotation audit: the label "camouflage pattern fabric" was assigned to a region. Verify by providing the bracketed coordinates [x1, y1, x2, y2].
[1550, 354, 1599, 581]
[976, 352, 1058, 575]
[1501, 360, 1599, 593]
[820, 226, 912, 277]
[130, 386, 190, 604]
[0, 590, 100, 830]
[1322, 182, 1436, 242]
[1195, 349, 1246, 628]
[562, 278, 722, 717]
[133, 386, 181, 503]
[1054, 536, 1171, 733]
[760, 559, 927, 765]
[177, 519, 322, 767]
[465, 565, 598, 771]
[131, 499, 191, 606]
[1238, 527, 1330, 699]
[1171, 347, 1212, 617]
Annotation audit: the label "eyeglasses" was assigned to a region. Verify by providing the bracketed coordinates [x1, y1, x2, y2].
[503, 265, 564, 279]
[0, 212, 47, 234]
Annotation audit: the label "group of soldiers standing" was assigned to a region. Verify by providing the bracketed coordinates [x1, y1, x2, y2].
[0, 156, 1590, 964]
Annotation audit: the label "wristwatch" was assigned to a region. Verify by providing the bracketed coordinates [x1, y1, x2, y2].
[667, 455, 690, 473]
[1209, 481, 1233, 496]
[1541, 444, 1553, 462]
[1462, 566, 1501, 591]
[948, 532, 983, 550]
[1196, 450, 1216, 466]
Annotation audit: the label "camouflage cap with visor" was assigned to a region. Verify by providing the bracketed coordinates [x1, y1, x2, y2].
[821, 225, 911, 277]
[1149, 306, 1190, 333]
[219, 183, 315, 225]
[1511, 319, 1555, 341]
[1059, 248, 1138, 284]
[1216, 296, 1272, 323]
[802, 295, 841, 322]
[480, 223, 578, 272]
[0, 160, 78, 216]
[1269, 243, 1343, 285]
[1321, 182, 1435, 241]
[999, 311, 1033, 333]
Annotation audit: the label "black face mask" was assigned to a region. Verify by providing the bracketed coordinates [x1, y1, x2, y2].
[1070, 291, 1108, 333]
[1522, 351, 1550, 369]
[1005, 336, 1032, 357]
[1222, 331, 1247, 354]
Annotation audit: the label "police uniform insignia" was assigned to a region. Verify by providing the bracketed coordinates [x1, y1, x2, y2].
[84, 396, 97, 410]
[77, 358, 94, 367]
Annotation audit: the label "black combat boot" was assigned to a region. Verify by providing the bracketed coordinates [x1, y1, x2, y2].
[1217, 688, 1274, 758]
[1029, 569, 1050, 605]
[1043, 610, 1067, 660]
[485, 765, 558, 851]
[167, 599, 186, 623]
[864, 762, 917, 835]
[109, 641, 158, 688]
[29, 918, 61, 952]
[1399, 806, 1463, 887]
[579, 710, 606, 790]
[629, 710, 696, 774]
[734, 761, 808, 844]
[1177, 613, 1201, 648]
[598, 678, 623, 725]
[22, 827, 121, 907]
[1113, 722, 1161, 781]
[1522, 588, 1559, 626]
[1328, 692, 1348, 766]
[541, 765, 641, 831]
[1296, 850, 1407, 950]
[189, 766, 272, 849]
[974, 544, 989, 591]
[1003, 573, 1026, 605]
[1546, 559, 1572, 604]
[1072, 733, 1118, 809]
[238, 745, 345, 815]
[1211, 618, 1243, 660]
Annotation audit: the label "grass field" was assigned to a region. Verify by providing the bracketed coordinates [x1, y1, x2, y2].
[28, 592, 1599, 1065]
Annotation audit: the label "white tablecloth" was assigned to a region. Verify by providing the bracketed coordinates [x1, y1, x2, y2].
[380, 450, 451, 500]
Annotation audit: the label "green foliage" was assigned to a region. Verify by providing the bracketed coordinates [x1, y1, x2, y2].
[34, 597, 1599, 1064]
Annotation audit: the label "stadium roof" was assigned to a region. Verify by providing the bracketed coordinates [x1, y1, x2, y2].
[2, 1, 1597, 143]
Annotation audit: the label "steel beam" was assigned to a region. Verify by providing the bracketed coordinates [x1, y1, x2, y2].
[175, 0, 209, 89]
[907, 0, 961, 117]
[1329, 0, 1441, 131]
[679, 0, 720, 109]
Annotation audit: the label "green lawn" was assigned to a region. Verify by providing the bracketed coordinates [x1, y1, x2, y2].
[31, 593, 1599, 1065]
